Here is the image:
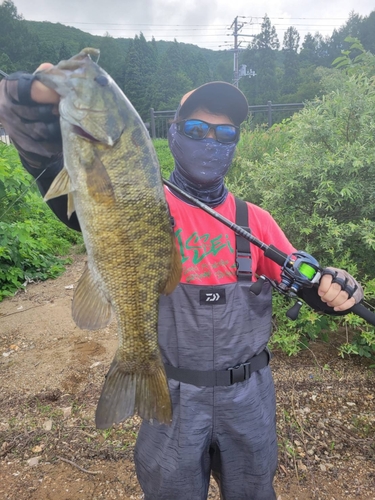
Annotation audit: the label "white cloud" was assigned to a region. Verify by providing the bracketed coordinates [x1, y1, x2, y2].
[8, 0, 375, 49]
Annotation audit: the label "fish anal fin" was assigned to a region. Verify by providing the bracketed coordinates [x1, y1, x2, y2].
[72, 265, 112, 330]
[162, 241, 182, 295]
[95, 355, 172, 429]
[44, 167, 72, 201]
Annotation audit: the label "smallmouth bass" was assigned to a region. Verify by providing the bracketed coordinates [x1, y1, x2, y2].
[36, 48, 181, 429]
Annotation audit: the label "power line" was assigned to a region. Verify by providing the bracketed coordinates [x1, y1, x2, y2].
[49, 22, 230, 27]
[41, 18, 354, 31]
[76, 30, 231, 35]
[244, 16, 350, 20]
[70, 28, 231, 32]
[39, 16, 352, 26]
[26, 14, 362, 50]
[55, 24, 350, 32]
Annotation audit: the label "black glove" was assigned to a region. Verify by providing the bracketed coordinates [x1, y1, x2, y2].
[0, 72, 62, 168]
[0, 72, 80, 231]
[320, 267, 364, 303]
[298, 267, 364, 315]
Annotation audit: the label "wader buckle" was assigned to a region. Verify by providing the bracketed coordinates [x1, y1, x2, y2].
[228, 361, 251, 384]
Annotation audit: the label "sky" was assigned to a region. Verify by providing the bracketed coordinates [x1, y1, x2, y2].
[9, 0, 375, 51]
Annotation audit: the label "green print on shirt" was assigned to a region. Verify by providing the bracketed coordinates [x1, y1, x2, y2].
[175, 229, 234, 264]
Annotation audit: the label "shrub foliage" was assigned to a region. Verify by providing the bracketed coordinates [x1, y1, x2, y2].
[0, 142, 81, 299]
[228, 40, 375, 358]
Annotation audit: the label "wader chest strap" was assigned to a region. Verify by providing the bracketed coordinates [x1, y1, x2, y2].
[235, 197, 252, 281]
[164, 349, 270, 387]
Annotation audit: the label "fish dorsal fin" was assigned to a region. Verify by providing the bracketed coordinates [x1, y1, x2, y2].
[72, 265, 112, 330]
[44, 167, 72, 201]
[162, 240, 182, 295]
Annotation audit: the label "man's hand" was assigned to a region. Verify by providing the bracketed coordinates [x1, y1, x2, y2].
[0, 62, 62, 164]
[31, 63, 59, 105]
[318, 267, 364, 311]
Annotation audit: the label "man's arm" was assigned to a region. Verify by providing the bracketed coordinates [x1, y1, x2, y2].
[0, 66, 80, 231]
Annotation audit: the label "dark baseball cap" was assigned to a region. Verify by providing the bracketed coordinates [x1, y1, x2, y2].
[178, 81, 248, 126]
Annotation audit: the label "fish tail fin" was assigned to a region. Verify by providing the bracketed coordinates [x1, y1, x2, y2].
[95, 356, 172, 429]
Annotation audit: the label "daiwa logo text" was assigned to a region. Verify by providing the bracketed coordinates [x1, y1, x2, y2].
[199, 289, 226, 305]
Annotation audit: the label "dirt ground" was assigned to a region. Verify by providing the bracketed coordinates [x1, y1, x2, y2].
[0, 251, 374, 500]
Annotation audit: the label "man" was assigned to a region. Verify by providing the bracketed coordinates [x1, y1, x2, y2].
[0, 66, 363, 499]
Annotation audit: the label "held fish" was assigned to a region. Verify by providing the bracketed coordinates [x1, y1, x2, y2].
[36, 48, 181, 429]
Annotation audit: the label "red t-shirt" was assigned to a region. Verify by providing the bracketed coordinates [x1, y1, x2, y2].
[165, 188, 295, 286]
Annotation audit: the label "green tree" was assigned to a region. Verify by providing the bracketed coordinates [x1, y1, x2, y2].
[253, 14, 280, 51]
[282, 26, 300, 95]
[0, 51, 14, 74]
[97, 33, 126, 89]
[123, 33, 158, 120]
[153, 40, 193, 111]
[358, 11, 375, 53]
[36, 40, 58, 65]
[247, 14, 280, 104]
[299, 32, 331, 68]
[288, 66, 323, 102]
[0, 0, 40, 71]
[239, 45, 258, 105]
[58, 41, 72, 61]
[179, 48, 210, 88]
[327, 12, 363, 62]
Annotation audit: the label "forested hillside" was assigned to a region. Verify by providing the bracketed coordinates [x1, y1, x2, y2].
[1, 0, 375, 120]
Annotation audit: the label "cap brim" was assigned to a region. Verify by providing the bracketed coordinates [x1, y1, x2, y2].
[178, 82, 248, 126]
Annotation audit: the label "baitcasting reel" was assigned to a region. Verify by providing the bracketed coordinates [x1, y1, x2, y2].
[250, 251, 322, 320]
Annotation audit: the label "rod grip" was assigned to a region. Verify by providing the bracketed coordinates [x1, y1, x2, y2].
[351, 302, 375, 326]
[264, 245, 288, 266]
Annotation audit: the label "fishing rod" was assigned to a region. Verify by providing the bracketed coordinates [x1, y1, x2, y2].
[163, 178, 375, 327]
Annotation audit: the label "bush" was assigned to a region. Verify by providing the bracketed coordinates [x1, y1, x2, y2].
[153, 139, 175, 179]
[0, 142, 82, 300]
[229, 41, 375, 358]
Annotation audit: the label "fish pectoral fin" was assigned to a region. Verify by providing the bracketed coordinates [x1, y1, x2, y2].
[72, 265, 112, 330]
[44, 167, 72, 201]
[95, 356, 172, 429]
[44, 168, 76, 218]
[85, 154, 115, 199]
[162, 240, 182, 295]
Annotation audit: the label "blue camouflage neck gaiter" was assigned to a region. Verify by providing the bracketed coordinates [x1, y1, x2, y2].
[168, 122, 237, 207]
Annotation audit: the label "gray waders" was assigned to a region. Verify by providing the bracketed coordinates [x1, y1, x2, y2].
[134, 199, 278, 500]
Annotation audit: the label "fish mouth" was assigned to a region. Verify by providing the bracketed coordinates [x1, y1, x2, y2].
[73, 125, 100, 142]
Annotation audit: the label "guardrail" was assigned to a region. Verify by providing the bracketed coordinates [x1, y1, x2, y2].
[150, 101, 304, 139]
[0, 123, 10, 145]
[0, 99, 305, 144]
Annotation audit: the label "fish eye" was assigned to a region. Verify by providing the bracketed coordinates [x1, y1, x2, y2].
[95, 75, 109, 86]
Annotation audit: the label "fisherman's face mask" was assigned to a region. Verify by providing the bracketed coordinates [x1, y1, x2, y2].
[168, 122, 237, 187]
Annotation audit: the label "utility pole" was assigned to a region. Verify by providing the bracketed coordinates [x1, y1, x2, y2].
[230, 16, 256, 87]
[230, 16, 242, 87]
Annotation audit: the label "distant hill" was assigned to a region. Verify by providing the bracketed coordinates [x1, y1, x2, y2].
[26, 20, 107, 48]
[24, 19, 233, 81]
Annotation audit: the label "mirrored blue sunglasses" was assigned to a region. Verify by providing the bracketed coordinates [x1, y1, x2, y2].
[176, 119, 240, 144]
